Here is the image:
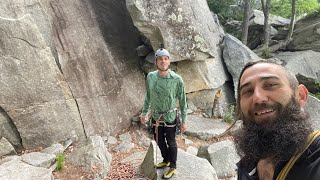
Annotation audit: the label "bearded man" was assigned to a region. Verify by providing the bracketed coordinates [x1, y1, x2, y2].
[234, 60, 320, 180]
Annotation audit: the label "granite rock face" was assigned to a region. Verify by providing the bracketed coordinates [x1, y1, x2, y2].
[0, 0, 145, 149]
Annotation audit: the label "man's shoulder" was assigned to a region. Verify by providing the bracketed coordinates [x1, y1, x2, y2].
[284, 136, 320, 180]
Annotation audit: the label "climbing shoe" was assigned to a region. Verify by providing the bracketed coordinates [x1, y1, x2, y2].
[162, 168, 176, 179]
[155, 161, 170, 168]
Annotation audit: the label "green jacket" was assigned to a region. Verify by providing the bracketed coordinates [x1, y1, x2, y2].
[142, 69, 187, 124]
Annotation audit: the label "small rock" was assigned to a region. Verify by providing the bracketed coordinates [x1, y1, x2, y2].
[184, 138, 193, 145]
[186, 146, 198, 156]
[113, 142, 134, 152]
[107, 136, 117, 145]
[119, 132, 132, 143]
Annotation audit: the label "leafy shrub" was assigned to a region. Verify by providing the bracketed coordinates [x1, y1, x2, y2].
[55, 153, 65, 171]
[224, 105, 235, 124]
[261, 49, 273, 58]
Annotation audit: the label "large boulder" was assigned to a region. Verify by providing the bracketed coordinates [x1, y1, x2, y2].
[0, 13, 85, 149]
[0, 0, 146, 149]
[250, 10, 290, 27]
[245, 10, 289, 49]
[222, 34, 260, 97]
[126, 0, 224, 61]
[177, 58, 230, 93]
[288, 13, 320, 52]
[45, 0, 146, 136]
[274, 50, 320, 85]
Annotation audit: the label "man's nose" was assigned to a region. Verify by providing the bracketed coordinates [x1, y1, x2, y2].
[252, 87, 268, 103]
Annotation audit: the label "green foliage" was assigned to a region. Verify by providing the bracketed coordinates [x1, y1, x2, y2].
[206, 0, 320, 25]
[207, 0, 258, 21]
[206, 0, 256, 35]
[270, 0, 320, 18]
[313, 92, 320, 100]
[298, 8, 320, 23]
[224, 105, 235, 124]
[313, 81, 320, 100]
[207, 0, 242, 24]
[207, 0, 235, 14]
[55, 153, 65, 171]
[261, 49, 273, 58]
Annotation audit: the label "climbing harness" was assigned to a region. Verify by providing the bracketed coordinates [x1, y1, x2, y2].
[152, 108, 180, 166]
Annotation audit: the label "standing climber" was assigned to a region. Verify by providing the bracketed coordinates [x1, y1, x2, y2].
[140, 47, 187, 179]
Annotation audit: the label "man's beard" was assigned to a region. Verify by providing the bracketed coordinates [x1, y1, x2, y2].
[234, 97, 313, 167]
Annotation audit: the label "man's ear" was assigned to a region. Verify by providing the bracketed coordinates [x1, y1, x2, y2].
[297, 84, 308, 107]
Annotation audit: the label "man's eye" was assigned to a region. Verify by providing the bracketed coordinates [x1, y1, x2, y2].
[242, 89, 252, 95]
[266, 83, 278, 88]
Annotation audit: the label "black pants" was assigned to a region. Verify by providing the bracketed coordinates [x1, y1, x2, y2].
[153, 123, 177, 168]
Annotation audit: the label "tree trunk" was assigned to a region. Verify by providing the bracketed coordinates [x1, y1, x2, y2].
[261, 0, 271, 49]
[285, 0, 296, 43]
[268, 0, 296, 52]
[241, 0, 251, 45]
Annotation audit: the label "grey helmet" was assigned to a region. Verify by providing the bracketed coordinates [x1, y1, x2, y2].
[154, 48, 170, 59]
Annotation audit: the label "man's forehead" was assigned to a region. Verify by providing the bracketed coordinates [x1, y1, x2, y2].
[240, 63, 286, 84]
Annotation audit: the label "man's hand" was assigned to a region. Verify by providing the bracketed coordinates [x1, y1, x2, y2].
[140, 115, 147, 124]
[181, 123, 187, 133]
